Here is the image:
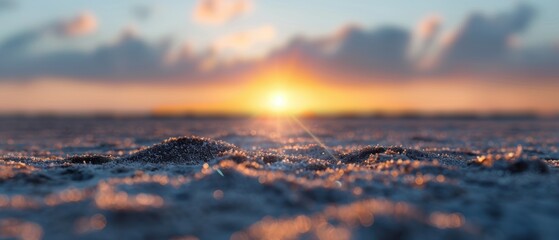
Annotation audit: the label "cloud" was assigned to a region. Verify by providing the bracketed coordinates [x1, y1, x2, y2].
[426, 4, 559, 78]
[0, 12, 98, 58]
[0, 31, 179, 80]
[55, 12, 98, 37]
[438, 4, 536, 73]
[0, 29, 44, 57]
[264, 24, 412, 80]
[0, 27, 249, 82]
[504, 44, 559, 78]
[0, 3, 558, 83]
[192, 0, 252, 25]
[329, 26, 411, 76]
[417, 15, 442, 40]
[410, 15, 443, 69]
[266, 4, 558, 81]
[213, 25, 276, 53]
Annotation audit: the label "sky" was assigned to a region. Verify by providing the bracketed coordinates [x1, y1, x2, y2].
[0, 0, 558, 115]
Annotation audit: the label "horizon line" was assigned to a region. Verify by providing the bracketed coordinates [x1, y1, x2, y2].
[1, 110, 558, 120]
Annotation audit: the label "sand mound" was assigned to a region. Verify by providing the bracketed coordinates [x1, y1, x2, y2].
[123, 136, 238, 164]
[282, 144, 339, 161]
[66, 155, 113, 164]
[341, 146, 433, 163]
[341, 146, 386, 163]
[469, 157, 550, 174]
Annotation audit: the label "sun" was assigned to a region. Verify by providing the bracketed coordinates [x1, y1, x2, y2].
[270, 92, 287, 111]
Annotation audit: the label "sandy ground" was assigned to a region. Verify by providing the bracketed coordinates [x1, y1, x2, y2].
[0, 117, 558, 240]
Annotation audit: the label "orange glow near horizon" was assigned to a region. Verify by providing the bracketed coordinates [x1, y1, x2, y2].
[2, 68, 559, 116]
[225, 67, 373, 116]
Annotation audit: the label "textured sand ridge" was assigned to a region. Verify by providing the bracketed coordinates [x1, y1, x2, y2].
[0, 118, 558, 239]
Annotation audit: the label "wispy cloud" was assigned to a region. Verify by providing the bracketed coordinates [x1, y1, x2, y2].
[192, 0, 252, 25]
[55, 12, 98, 37]
[409, 14, 443, 70]
[0, 12, 98, 60]
[416, 15, 442, 40]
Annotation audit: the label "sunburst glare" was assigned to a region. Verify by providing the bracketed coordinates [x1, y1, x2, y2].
[270, 92, 287, 112]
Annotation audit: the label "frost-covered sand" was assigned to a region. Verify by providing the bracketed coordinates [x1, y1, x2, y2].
[1, 117, 558, 240]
